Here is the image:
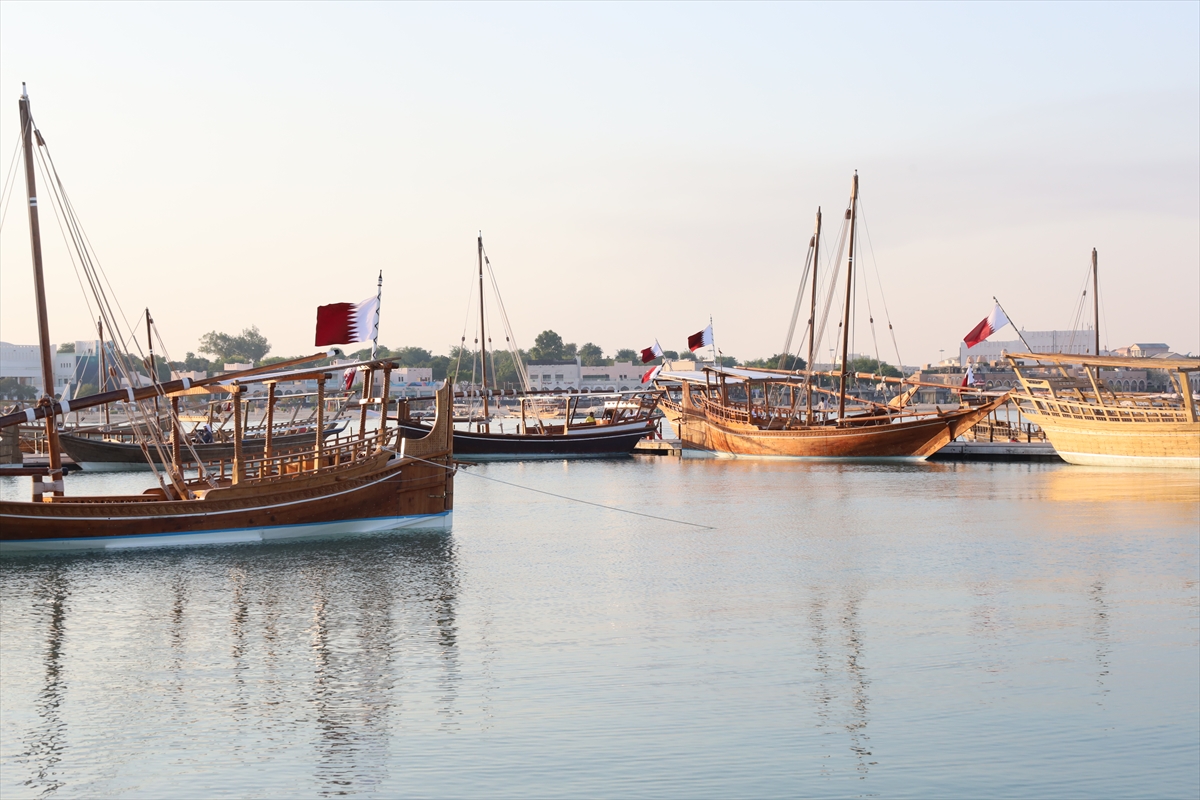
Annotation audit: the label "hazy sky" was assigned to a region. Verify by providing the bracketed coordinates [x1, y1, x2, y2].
[1, 1, 1197, 366]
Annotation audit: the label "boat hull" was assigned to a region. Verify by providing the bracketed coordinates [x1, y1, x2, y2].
[0, 455, 454, 553]
[1021, 410, 1200, 469]
[59, 427, 342, 470]
[399, 421, 654, 459]
[661, 398, 1003, 459]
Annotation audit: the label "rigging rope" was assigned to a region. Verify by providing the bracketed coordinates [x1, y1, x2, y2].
[390, 450, 713, 530]
[0, 134, 24, 233]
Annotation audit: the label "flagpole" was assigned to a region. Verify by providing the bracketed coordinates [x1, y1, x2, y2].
[992, 296, 1033, 352]
[372, 271, 383, 360]
[708, 316, 718, 368]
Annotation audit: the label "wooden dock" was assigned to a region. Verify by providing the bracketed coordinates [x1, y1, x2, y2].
[929, 441, 1062, 463]
[634, 439, 684, 457]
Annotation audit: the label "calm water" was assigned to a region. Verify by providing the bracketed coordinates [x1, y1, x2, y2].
[1, 459, 1197, 798]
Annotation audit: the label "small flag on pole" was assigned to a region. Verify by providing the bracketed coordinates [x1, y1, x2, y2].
[961, 364, 975, 387]
[640, 341, 664, 364]
[641, 364, 663, 384]
[963, 304, 1010, 349]
[315, 295, 380, 347]
[687, 324, 714, 352]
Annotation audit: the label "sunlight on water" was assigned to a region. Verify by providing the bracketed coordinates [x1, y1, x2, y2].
[1, 460, 1197, 798]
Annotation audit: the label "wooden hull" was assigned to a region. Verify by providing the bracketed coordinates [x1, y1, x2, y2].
[0, 384, 457, 553]
[58, 426, 343, 470]
[0, 457, 453, 552]
[662, 398, 1003, 459]
[1020, 410, 1200, 469]
[399, 420, 654, 459]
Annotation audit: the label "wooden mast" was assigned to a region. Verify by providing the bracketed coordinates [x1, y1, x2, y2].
[478, 232, 490, 432]
[98, 317, 110, 428]
[806, 207, 821, 421]
[1092, 248, 1100, 357]
[19, 84, 63, 496]
[837, 172, 859, 422]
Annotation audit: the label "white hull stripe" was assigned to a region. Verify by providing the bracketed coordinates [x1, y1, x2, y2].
[0, 511, 452, 552]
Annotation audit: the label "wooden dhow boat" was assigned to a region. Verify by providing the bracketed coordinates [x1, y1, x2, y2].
[0, 86, 454, 552]
[655, 172, 1006, 459]
[1006, 351, 1200, 469]
[398, 387, 661, 459]
[427, 234, 661, 459]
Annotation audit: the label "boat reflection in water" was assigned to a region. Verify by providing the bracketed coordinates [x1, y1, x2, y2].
[5, 534, 459, 796]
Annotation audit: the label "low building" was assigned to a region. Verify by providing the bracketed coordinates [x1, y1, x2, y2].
[958, 328, 1096, 366]
[525, 358, 653, 392]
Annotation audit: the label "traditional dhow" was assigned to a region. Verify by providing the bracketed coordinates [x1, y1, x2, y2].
[435, 233, 661, 458]
[657, 366, 1005, 459]
[0, 371, 456, 552]
[0, 86, 454, 552]
[654, 171, 1006, 460]
[1006, 351, 1200, 469]
[398, 389, 660, 459]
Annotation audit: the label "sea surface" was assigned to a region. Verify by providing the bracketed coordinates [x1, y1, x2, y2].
[1, 458, 1197, 798]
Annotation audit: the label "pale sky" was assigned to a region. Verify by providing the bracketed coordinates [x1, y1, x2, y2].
[1, 1, 1197, 367]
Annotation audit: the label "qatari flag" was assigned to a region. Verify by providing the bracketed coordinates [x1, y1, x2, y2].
[687, 324, 713, 352]
[640, 341, 664, 364]
[962, 304, 1010, 349]
[641, 364, 663, 384]
[315, 296, 380, 346]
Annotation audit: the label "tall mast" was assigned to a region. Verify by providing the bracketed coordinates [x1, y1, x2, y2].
[805, 207, 821, 421]
[837, 172, 859, 422]
[478, 232, 490, 430]
[1092, 248, 1100, 356]
[98, 317, 110, 428]
[19, 84, 64, 490]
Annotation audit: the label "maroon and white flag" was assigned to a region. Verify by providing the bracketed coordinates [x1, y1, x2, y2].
[641, 364, 663, 384]
[315, 296, 380, 346]
[963, 304, 1010, 349]
[961, 364, 975, 387]
[640, 341, 664, 364]
[687, 324, 714, 352]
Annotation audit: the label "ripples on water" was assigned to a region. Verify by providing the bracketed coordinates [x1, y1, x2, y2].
[1, 461, 1197, 798]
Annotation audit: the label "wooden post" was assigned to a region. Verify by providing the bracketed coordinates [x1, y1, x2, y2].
[231, 384, 244, 485]
[316, 375, 326, 465]
[1178, 370, 1197, 423]
[170, 396, 182, 476]
[378, 366, 391, 451]
[837, 173, 859, 423]
[264, 381, 276, 459]
[358, 367, 373, 445]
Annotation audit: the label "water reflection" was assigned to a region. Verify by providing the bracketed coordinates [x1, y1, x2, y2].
[808, 585, 872, 777]
[1044, 468, 1200, 504]
[5, 533, 460, 798]
[22, 569, 69, 797]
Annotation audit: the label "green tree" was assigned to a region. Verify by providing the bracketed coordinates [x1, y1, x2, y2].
[56, 342, 75, 353]
[74, 382, 99, 398]
[614, 348, 639, 363]
[578, 343, 605, 366]
[661, 350, 680, 360]
[199, 326, 271, 363]
[0, 378, 37, 401]
[530, 330, 566, 361]
[850, 356, 901, 378]
[742, 354, 807, 371]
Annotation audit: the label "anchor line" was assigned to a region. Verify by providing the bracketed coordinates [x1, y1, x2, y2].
[385, 449, 714, 530]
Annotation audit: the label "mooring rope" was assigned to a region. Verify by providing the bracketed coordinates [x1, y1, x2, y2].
[385, 448, 714, 530]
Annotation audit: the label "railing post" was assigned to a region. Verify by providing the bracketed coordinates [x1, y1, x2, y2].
[231, 384, 245, 485]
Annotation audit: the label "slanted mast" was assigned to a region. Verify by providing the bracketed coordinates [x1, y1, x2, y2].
[19, 84, 64, 496]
